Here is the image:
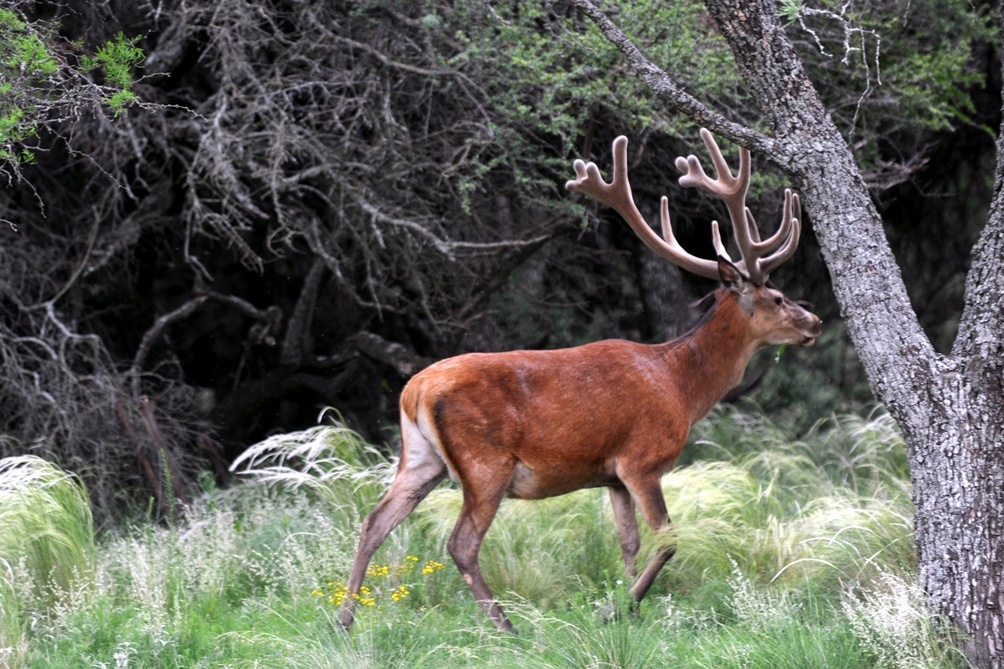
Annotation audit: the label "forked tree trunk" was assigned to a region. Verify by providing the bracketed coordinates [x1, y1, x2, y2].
[923, 118, 1004, 662]
[572, 0, 1004, 665]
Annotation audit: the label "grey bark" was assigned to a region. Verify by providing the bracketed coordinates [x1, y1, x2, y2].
[570, 0, 1004, 666]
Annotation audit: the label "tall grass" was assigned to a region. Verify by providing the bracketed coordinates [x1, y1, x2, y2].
[0, 409, 970, 668]
[0, 455, 95, 602]
[584, 407, 914, 600]
[0, 455, 95, 669]
[229, 420, 395, 523]
[1, 557, 27, 668]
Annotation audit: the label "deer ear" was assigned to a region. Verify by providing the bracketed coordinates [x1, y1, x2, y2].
[718, 257, 755, 315]
[717, 256, 748, 292]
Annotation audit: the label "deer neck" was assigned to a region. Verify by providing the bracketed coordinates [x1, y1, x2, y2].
[660, 290, 759, 427]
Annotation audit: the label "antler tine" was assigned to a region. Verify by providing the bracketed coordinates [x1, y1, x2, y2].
[675, 128, 750, 201]
[708, 220, 733, 262]
[658, 196, 734, 265]
[746, 208, 762, 243]
[675, 128, 792, 285]
[758, 191, 802, 276]
[745, 189, 792, 256]
[567, 136, 721, 281]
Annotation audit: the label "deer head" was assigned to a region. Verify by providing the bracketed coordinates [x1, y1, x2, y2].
[566, 129, 821, 348]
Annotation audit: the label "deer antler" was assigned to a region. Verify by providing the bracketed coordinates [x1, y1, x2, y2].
[675, 128, 801, 285]
[567, 130, 801, 286]
[566, 136, 721, 281]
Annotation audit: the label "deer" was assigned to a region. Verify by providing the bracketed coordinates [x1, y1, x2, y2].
[337, 129, 822, 632]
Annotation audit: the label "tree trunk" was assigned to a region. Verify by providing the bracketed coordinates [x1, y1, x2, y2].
[910, 380, 1004, 665]
[700, 4, 1004, 664]
[571, 0, 1004, 665]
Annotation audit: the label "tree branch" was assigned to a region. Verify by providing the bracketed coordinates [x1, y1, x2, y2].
[131, 292, 282, 395]
[353, 332, 433, 377]
[567, 0, 775, 155]
[953, 97, 1004, 366]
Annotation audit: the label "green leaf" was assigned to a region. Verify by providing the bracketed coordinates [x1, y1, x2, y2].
[774, 344, 788, 365]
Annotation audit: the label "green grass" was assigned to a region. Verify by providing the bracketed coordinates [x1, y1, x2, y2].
[0, 408, 970, 668]
[0, 455, 95, 598]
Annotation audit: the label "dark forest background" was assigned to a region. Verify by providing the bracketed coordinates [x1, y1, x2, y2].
[0, 0, 997, 523]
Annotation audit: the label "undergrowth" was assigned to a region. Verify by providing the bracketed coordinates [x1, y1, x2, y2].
[0, 407, 969, 668]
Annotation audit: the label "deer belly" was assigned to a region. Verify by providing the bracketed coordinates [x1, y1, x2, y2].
[506, 461, 617, 500]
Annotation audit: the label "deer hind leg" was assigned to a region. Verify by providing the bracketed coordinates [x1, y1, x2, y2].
[338, 435, 447, 629]
[447, 472, 514, 632]
[608, 486, 641, 580]
[622, 476, 676, 605]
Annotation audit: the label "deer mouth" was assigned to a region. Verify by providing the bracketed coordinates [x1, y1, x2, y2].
[797, 318, 823, 347]
[798, 326, 823, 347]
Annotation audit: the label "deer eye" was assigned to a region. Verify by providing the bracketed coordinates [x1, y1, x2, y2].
[774, 296, 783, 306]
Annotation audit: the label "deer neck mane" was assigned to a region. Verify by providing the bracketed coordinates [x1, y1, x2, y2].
[660, 287, 759, 425]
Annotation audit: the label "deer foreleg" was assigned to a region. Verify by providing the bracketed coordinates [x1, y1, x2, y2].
[623, 478, 676, 605]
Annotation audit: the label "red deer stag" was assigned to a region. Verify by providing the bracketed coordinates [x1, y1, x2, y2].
[338, 129, 822, 632]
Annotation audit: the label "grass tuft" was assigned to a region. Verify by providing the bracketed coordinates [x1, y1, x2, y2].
[0, 455, 95, 606]
[842, 571, 969, 669]
[229, 419, 395, 520]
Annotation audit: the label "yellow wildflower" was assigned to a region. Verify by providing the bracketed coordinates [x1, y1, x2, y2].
[422, 560, 444, 575]
[367, 563, 390, 578]
[314, 556, 444, 608]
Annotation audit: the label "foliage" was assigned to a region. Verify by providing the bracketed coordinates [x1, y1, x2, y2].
[535, 0, 995, 179]
[81, 32, 144, 115]
[0, 5, 142, 175]
[429, 0, 984, 191]
[449, 0, 737, 146]
[781, 0, 996, 174]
